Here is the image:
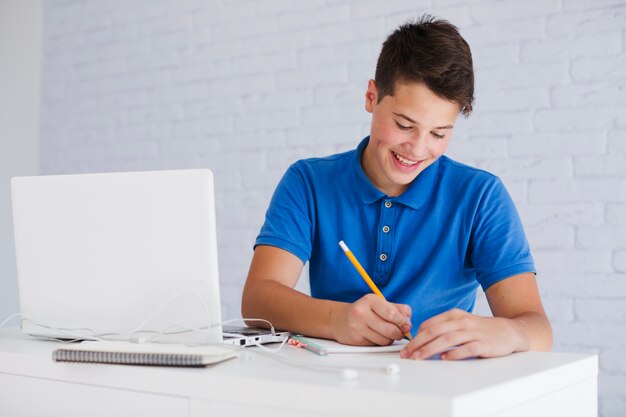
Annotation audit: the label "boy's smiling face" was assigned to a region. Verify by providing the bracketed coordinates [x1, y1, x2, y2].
[362, 80, 461, 197]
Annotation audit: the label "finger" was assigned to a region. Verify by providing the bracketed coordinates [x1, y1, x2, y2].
[371, 311, 411, 341]
[364, 301, 407, 341]
[412, 315, 463, 348]
[368, 318, 407, 342]
[362, 325, 395, 346]
[404, 311, 456, 351]
[409, 330, 472, 360]
[392, 303, 413, 321]
[369, 297, 412, 331]
[418, 308, 467, 330]
[393, 303, 413, 336]
[349, 296, 405, 343]
[401, 318, 468, 358]
[415, 310, 477, 348]
[441, 341, 481, 361]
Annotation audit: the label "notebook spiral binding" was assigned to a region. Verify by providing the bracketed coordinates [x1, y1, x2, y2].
[53, 349, 206, 367]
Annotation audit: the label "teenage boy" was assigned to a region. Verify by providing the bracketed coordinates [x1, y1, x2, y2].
[242, 15, 552, 360]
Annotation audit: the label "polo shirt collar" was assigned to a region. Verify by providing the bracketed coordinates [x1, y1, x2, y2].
[352, 136, 441, 210]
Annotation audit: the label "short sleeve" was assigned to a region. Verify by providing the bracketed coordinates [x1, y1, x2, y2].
[469, 177, 535, 290]
[255, 162, 313, 263]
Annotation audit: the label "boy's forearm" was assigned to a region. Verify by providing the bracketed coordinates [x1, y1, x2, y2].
[241, 279, 342, 339]
[510, 312, 553, 352]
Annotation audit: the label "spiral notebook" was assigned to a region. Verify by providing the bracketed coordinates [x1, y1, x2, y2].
[52, 340, 239, 367]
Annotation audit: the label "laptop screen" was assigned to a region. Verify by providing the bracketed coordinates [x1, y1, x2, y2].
[11, 169, 223, 344]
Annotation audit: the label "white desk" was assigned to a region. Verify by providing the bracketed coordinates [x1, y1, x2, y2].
[0, 328, 597, 417]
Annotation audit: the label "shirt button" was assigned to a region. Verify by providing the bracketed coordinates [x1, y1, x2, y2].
[379, 253, 388, 261]
[384, 201, 392, 208]
[382, 225, 390, 233]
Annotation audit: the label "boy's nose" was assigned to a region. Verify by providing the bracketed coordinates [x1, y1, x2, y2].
[403, 133, 428, 157]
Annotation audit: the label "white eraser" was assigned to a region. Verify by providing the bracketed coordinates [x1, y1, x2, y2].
[338, 241, 349, 252]
[385, 363, 401, 375]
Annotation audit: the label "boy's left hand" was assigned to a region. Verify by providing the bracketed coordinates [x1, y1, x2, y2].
[399, 308, 522, 360]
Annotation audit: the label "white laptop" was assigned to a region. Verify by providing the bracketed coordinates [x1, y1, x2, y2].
[11, 169, 289, 347]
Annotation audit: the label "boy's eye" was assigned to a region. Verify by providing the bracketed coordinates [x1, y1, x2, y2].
[431, 132, 445, 139]
[395, 121, 411, 130]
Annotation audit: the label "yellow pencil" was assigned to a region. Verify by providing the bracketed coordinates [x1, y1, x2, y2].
[338, 240, 412, 340]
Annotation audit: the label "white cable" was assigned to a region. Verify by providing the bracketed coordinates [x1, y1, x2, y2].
[19, 317, 99, 341]
[125, 289, 214, 343]
[0, 313, 25, 328]
[141, 324, 216, 344]
[4, 311, 396, 375]
[0, 291, 286, 348]
[250, 336, 289, 353]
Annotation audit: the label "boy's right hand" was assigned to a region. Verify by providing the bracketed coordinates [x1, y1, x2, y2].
[331, 293, 412, 346]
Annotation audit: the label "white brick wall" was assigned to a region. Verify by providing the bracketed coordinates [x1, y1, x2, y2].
[39, 1, 626, 414]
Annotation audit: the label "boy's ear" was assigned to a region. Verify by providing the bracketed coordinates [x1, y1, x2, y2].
[365, 79, 377, 113]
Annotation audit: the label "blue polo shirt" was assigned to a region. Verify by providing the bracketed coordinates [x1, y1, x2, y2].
[255, 137, 535, 331]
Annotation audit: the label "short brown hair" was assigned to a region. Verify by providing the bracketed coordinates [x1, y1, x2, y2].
[375, 15, 474, 116]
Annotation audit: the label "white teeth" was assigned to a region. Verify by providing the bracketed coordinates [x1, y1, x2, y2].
[393, 151, 418, 166]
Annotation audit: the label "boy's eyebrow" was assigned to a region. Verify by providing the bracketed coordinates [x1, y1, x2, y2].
[393, 112, 454, 129]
